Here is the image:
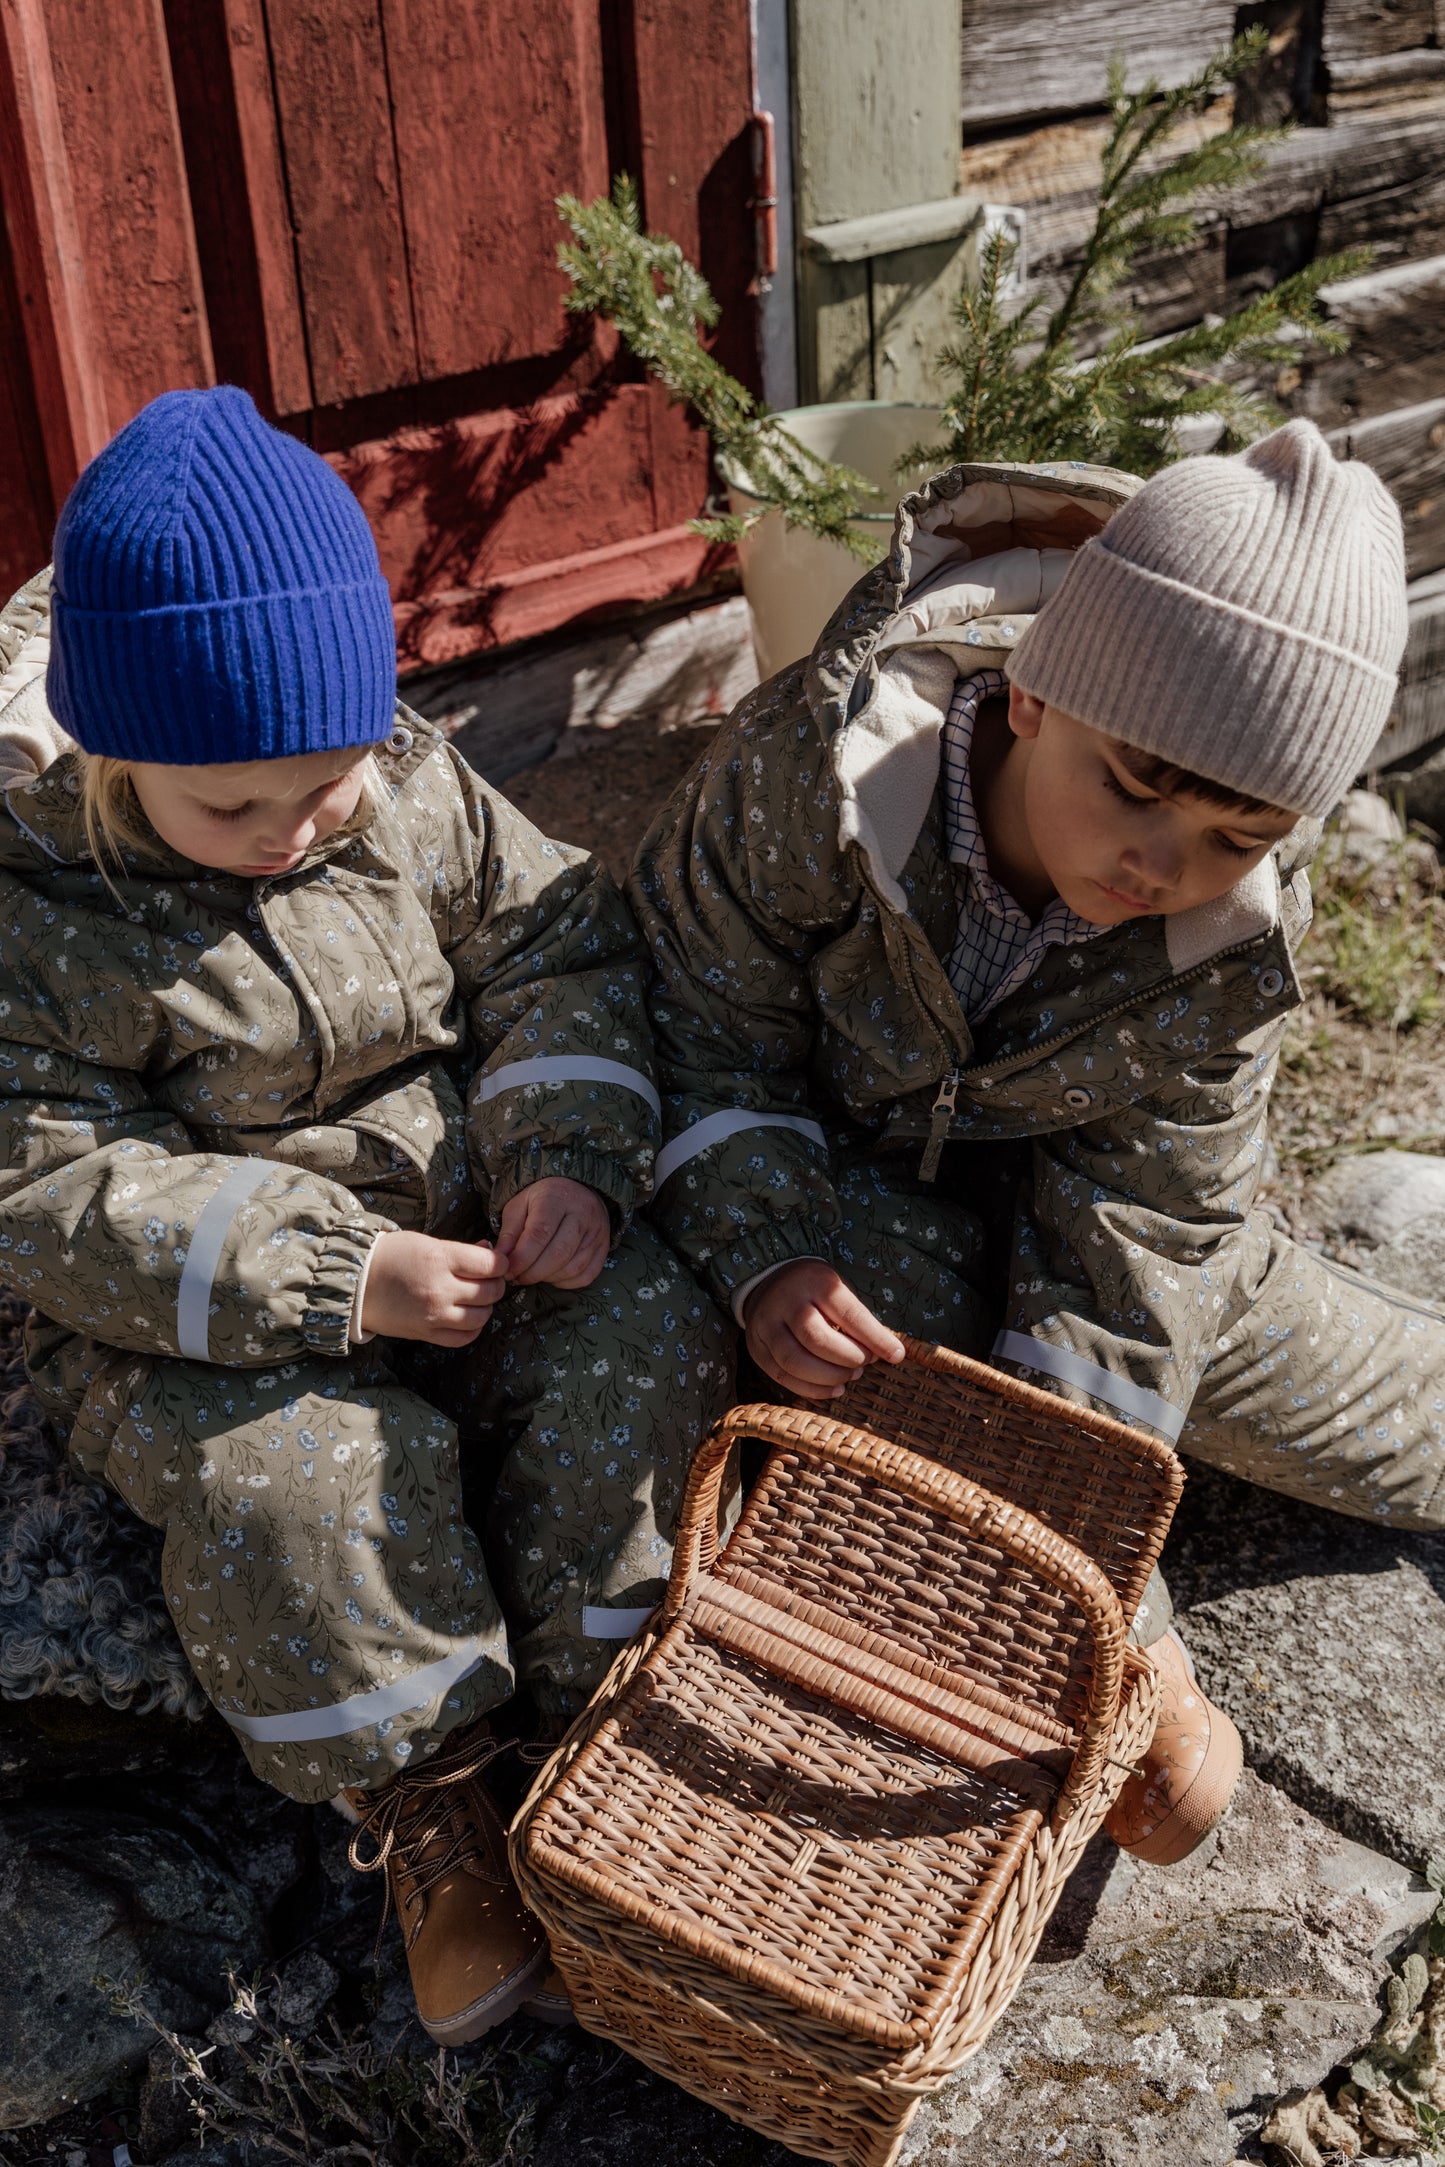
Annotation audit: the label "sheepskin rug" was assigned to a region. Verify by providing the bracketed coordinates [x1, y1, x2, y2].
[0, 1296, 204, 1717]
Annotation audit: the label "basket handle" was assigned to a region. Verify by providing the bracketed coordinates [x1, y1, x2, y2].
[664, 1400, 1127, 1826]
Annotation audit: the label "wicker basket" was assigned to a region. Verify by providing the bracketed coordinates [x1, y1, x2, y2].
[512, 1340, 1184, 2167]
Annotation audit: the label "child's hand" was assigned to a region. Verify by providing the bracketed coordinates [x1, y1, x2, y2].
[361, 1230, 507, 1346]
[743, 1259, 905, 1400]
[497, 1176, 611, 1290]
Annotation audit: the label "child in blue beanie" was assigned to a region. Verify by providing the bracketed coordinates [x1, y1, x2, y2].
[0, 387, 727, 2041]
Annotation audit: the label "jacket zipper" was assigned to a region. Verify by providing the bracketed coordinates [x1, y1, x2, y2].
[959, 934, 1284, 1086]
[859, 840, 1297, 1169]
[905, 931, 1293, 1156]
[889, 920, 968, 1184]
[918, 1069, 959, 1182]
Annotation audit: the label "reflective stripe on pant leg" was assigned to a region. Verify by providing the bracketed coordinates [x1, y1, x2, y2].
[1187, 1212, 1445, 1526]
[434, 1221, 732, 1725]
[99, 1354, 514, 1802]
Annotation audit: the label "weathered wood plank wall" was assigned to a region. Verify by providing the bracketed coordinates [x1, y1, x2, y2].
[960, 0, 1445, 762]
[0, 0, 759, 662]
[0, 0, 212, 559]
[958, 0, 1239, 127]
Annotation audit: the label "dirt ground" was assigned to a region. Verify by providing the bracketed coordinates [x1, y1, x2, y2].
[506, 715, 723, 883]
[506, 720, 1445, 1229]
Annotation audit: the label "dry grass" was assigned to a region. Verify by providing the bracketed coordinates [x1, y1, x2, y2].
[1265, 832, 1445, 1234]
[106, 1972, 537, 2167]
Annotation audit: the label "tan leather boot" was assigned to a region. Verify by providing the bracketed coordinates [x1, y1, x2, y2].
[347, 1723, 546, 2044]
[523, 1963, 576, 2026]
[1105, 1628, 1243, 1865]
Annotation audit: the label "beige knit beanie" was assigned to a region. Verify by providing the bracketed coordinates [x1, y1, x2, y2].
[1005, 418, 1407, 814]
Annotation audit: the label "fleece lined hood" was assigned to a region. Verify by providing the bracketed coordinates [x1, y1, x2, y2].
[0, 570, 72, 791]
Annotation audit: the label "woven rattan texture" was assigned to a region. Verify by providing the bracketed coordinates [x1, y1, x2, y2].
[513, 1345, 1183, 2167]
[517, 1640, 1160, 2165]
[835, 1345, 1179, 1621]
[717, 1453, 1098, 1735]
[524, 1623, 1044, 2044]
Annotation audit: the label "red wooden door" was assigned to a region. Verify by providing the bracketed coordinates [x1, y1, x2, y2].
[0, 0, 759, 665]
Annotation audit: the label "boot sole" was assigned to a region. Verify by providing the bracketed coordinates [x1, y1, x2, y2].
[522, 1988, 577, 2027]
[1123, 1704, 1244, 1867]
[418, 1944, 550, 2046]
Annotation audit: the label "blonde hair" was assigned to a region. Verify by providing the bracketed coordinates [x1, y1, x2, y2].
[78, 748, 383, 879]
[78, 755, 153, 872]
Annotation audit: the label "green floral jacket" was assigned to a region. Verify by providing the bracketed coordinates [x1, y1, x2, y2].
[0, 575, 657, 1369]
[630, 457, 1317, 1445]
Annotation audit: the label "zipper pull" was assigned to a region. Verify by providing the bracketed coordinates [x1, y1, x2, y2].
[918, 1068, 959, 1183]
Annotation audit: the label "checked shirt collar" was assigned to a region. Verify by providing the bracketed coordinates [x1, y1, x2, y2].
[940, 669, 1099, 1021]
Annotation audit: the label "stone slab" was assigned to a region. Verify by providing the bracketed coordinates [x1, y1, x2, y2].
[0, 1804, 263, 2129]
[1163, 1464, 1445, 1870]
[900, 1772, 1401, 2165]
[1310, 1147, 1445, 1246]
[1335, 788, 1406, 842]
[1367, 1207, 1445, 1306]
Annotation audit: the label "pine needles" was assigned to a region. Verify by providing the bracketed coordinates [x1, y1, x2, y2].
[916, 28, 1370, 474]
[556, 177, 879, 559]
[559, 35, 1370, 530]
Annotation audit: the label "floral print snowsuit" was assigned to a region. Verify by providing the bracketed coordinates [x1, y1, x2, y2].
[628, 457, 1445, 1629]
[0, 578, 726, 1801]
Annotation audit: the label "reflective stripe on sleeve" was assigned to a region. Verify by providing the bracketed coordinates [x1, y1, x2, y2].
[175, 1160, 274, 1362]
[582, 1604, 655, 1639]
[220, 1639, 489, 1743]
[992, 1328, 1187, 1442]
[476, 1055, 660, 1117]
[655, 1108, 828, 1187]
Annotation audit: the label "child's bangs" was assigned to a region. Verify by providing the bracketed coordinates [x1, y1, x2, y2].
[1114, 745, 1284, 818]
[77, 747, 383, 876]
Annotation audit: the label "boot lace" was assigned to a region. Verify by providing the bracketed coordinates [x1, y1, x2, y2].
[348, 1727, 516, 1938]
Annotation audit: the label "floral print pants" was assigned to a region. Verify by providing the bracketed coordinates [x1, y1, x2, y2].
[814, 1152, 1445, 1640]
[28, 1223, 728, 1803]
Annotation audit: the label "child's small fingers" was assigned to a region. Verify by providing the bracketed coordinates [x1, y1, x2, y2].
[789, 1308, 873, 1370]
[549, 1228, 609, 1289]
[501, 1214, 559, 1280]
[453, 1275, 505, 1307]
[428, 1320, 486, 1347]
[511, 1220, 585, 1287]
[781, 1369, 850, 1401]
[767, 1324, 861, 1392]
[824, 1282, 905, 1363]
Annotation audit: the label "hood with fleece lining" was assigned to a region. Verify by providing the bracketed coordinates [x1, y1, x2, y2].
[0, 570, 71, 791]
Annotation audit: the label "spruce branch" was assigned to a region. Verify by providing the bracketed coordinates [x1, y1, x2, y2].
[557, 176, 881, 561]
[923, 27, 1370, 478]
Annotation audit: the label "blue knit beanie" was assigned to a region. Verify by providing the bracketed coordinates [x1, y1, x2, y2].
[48, 386, 397, 764]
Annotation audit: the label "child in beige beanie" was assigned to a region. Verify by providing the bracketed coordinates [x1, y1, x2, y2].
[630, 415, 1432, 1871]
[1007, 416, 1407, 819]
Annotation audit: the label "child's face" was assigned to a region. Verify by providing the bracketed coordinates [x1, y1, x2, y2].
[127, 746, 371, 876]
[1008, 688, 1297, 924]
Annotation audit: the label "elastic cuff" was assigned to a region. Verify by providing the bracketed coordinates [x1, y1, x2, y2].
[486, 1148, 637, 1239]
[302, 1220, 393, 1357]
[349, 1237, 381, 1344]
[709, 1220, 842, 1307]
